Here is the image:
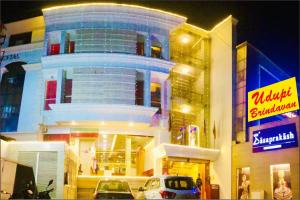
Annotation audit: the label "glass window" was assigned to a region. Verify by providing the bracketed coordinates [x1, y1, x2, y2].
[8, 32, 32, 47]
[235, 117, 244, 133]
[49, 44, 60, 55]
[135, 72, 144, 105]
[136, 34, 145, 56]
[151, 179, 160, 189]
[64, 33, 75, 54]
[145, 179, 153, 190]
[151, 46, 162, 59]
[0, 62, 25, 132]
[97, 180, 130, 192]
[44, 80, 57, 110]
[62, 70, 72, 104]
[151, 35, 162, 59]
[164, 177, 195, 190]
[151, 82, 161, 113]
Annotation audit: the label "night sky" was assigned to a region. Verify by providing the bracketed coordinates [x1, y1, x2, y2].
[1, 1, 299, 78]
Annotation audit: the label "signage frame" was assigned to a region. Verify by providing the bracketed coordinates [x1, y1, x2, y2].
[252, 123, 298, 153]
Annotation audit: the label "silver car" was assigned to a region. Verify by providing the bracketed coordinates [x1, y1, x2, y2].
[137, 176, 200, 199]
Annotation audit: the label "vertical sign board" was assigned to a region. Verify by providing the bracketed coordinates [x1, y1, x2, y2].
[252, 123, 298, 153]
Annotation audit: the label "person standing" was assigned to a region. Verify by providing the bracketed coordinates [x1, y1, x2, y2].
[196, 173, 203, 195]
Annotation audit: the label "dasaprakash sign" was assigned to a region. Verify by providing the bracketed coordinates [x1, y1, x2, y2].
[252, 123, 298, 153]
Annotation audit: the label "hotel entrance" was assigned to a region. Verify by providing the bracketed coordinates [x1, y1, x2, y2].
[77, 134, 154, 177]
[162, 157, 210, 199]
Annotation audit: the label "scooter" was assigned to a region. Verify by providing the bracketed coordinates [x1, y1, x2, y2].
[38, 179, 54, 199]
[24, 180, 37, 199]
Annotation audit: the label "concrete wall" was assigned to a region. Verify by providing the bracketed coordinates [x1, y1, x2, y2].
[209, 16, 235, 198]
[232, 117, 299, 199]
[18, 68, 43, 132]
[144, 140, 154, 171]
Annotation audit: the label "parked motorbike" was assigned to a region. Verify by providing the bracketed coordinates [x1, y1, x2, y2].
[23, 180, 37, 199]
[7, 179, 54, 199]
[38, 179, 54, 199]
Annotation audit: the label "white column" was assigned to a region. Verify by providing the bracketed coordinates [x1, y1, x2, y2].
[143, 71, 151, 107]
[125, 137, 132, 175]
[56, 69, 63, 104]
[144, 33, 151, 57]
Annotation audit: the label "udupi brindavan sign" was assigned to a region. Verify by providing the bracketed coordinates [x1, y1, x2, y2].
[252, 123, 298, 153]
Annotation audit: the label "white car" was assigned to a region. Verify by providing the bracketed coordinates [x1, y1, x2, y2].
[137, 175, 200, 199]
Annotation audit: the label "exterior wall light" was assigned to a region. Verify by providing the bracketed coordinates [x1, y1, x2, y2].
[181, 105, 191, 113]
[181, 67, 189, 75]
[180, 35, 190, 44]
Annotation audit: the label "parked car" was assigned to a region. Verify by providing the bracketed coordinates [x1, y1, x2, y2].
[138, 176, 200, 199]
[93, 180, 134, 199]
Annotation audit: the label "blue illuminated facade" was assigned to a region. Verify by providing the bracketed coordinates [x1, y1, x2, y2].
[0, 5, 186, 133]
[235, 42, 300, 142]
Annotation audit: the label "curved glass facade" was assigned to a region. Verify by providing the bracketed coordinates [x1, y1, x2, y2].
[0, 62, 26, 132]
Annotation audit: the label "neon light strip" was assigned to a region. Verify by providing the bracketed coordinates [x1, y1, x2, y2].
[263, 145, 282, 150]
[42, 3, 187, 20]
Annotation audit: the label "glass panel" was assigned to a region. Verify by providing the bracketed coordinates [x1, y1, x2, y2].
[135, 71, 144, 105]
[97, 180, 130, 192]
[165, 177, 195, 190]
[78, 135, 153, 176]
[72, 67, 135, 105]
[44, 80, 57, 110]
[50, 44, 60, 55]
[8, 32, 32, 47]
[151, 82, 161, 112]
[0, 62, 25, 132]
[75, 29, 136, 54]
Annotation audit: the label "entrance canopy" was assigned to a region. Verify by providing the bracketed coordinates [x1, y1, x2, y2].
[153, 143, 220, 161]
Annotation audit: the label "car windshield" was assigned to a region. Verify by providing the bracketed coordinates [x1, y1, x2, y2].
[164, 177, 195, 190]
[97, 181, 131, 192]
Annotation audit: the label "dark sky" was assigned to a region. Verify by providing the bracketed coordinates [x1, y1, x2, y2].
[1, 1, 299, 78]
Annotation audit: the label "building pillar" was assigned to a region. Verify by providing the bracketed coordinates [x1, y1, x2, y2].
[60, 31, 66, 54]
[0, 67, 7, 83]
[2, 35, 9, 48]
[43, 32, 50, 56]
[161, 35, 170, 60]
[144, 70, 151, 107]
[125, 137, 132, 176]
[144, 33, 151, 57]
[154, 157, 163, 176]
[56, 69, 63, 104]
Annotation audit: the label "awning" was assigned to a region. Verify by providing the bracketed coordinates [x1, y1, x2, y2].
[153, 143, 220, 161]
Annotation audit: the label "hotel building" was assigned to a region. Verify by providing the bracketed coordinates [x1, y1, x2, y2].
[0, 3, 237, 199]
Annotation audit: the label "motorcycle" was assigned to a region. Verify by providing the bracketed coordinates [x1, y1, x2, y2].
[23, 180, 37, 199]
[8, 179, 54, 199]
[38, 179, 54, 199]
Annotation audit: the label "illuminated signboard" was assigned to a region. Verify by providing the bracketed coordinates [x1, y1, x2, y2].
[252, 123, 298, 153]
[248, 77, 299, 122]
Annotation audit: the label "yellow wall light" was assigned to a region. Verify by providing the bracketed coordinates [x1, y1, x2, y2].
[181, 105, 191, 114]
